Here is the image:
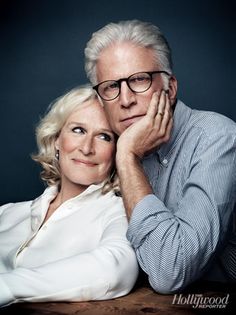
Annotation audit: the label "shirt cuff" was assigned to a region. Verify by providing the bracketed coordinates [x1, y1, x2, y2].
[0, 277, 14, 307]
[127, 194, 172, 248]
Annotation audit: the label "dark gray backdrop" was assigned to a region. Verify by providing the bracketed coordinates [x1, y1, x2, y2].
[0, 0, 235, 205]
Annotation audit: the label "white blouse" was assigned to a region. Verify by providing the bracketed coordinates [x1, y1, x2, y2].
[0, 183, 138, 306]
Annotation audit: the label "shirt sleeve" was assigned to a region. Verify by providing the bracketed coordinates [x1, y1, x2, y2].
[0, 203, 14, 217]
[0, 204, 138, 306]
[127, 132, 236, 293]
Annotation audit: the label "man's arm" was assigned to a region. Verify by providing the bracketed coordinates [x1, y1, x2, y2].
[116, 90, 173, 218]
[116, 91, 236, 293]
[127, 131, 236, 293]
[123, 129, 236, 293]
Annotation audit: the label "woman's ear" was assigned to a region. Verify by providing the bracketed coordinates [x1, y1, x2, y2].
[168, 75, 178, 106]
[54, 138, 60, 161]
[55, 137, 59, 151]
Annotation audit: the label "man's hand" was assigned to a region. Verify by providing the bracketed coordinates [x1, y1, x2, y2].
[116, 90, 173, 161]
[115, 90, 173, 217]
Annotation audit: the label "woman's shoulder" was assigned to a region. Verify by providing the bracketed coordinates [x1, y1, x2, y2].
[0, 200, 33, 221]
[88, 188, 124, 212]
[98, 191, 126, 218]
[0, 187, 54, 216]
[0, 200, 32, 210]
[101, 190, 124, 207]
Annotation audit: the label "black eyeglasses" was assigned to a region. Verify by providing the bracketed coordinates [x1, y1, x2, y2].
[93, 70, 170, 101]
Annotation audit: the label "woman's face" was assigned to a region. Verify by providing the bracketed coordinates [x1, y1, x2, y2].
[55, 99, 115, 193]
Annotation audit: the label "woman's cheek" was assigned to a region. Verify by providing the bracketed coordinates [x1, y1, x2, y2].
[60, 136, 78, 153]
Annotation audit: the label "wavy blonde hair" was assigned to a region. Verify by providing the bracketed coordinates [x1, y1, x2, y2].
[32, 85, 120, 194]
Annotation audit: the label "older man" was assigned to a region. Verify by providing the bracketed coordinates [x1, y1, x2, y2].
[84, 20, 236, 293]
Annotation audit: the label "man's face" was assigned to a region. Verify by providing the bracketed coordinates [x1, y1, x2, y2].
[96, 42, 176, 136]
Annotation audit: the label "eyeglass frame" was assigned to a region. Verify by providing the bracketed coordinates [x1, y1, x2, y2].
[93, 70, 171, 101]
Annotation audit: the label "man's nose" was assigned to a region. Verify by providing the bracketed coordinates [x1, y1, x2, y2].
[119, 81, 136, 108]
[79, 136, 95, 155]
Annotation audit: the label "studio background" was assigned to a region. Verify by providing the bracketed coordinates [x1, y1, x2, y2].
[0, 0, 235, 205]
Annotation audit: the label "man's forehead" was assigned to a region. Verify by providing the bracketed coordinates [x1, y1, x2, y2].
[96, 43, 158, 80]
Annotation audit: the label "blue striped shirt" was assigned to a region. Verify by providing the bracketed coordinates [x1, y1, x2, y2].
[127, 100, 236, 293]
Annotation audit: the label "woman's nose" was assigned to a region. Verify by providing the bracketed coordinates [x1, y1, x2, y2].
[79, 136, 95, 155]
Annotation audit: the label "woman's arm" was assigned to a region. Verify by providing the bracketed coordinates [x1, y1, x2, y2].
[0, 213, 138, 306]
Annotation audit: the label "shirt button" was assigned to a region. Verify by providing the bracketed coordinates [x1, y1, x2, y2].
[162, 159, 168, 165]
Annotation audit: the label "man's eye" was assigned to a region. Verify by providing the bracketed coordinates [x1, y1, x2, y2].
[99, 133, 112, 142]
[130, 76, 149, 83]
[72, 127, 85, 134]
[104, 82, 118, 91]
[109, 82, 119, 89]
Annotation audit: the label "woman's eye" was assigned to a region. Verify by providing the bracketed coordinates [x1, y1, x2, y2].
[99, 133, 112, 142]
[72, 127, 85, 134]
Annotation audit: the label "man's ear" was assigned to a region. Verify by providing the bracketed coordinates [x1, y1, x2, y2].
[168, 75, 178, 106]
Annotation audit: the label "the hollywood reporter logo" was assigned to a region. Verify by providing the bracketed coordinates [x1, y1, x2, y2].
[172, 293, 229, 309]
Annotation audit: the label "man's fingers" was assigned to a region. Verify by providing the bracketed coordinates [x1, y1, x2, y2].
[156, 90, 166, 116]
[155, 91, 170, 124]
[153, 92, 172, 141]
[146, 92, 160, 117]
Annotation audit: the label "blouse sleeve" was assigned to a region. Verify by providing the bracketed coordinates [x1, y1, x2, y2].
[0, 202, 138, 306]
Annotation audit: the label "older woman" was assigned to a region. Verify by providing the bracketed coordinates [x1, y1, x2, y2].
[0, 85, 138, 307]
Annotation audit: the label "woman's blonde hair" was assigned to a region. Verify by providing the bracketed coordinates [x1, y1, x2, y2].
[32, 85, 120, 194]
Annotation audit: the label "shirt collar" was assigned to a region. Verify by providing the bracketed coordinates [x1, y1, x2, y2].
[157, 99, 192, 164]
[70, 181, 105, 201]
[31, 181, 105, 218]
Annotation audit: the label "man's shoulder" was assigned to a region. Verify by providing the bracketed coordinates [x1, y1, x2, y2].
[189, 107, 236, 137]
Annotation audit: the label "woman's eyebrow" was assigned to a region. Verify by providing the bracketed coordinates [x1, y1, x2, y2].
[66, 122, 113, 134]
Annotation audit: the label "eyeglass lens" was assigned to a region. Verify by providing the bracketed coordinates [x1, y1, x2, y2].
[98, 72, 152, 100]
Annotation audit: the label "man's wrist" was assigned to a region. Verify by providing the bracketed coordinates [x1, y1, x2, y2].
[116, 151, 140, 172]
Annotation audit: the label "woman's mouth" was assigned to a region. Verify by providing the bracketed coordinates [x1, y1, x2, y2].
[72, 159, 97, 167]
